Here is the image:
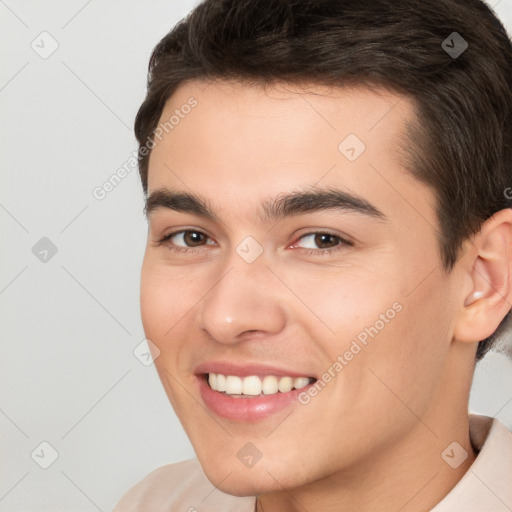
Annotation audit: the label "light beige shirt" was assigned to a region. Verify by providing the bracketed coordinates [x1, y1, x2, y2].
[114, 415, 512, 512]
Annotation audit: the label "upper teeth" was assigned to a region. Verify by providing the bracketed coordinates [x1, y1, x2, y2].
[208, 373, 312, 396]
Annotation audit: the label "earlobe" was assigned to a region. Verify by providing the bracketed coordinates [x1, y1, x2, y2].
[454, 209, 512, 344]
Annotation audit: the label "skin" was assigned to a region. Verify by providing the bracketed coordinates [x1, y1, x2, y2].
[140, 79, 512, 512]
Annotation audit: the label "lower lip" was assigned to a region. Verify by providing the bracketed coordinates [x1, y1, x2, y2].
[197, 375, 315, 422]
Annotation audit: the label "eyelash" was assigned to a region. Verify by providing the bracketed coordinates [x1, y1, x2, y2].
[156, 230, 353, 256]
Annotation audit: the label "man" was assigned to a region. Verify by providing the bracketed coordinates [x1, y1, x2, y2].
[115, 0, 512, 510]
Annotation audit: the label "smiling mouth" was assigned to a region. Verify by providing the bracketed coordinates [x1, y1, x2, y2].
[205, 373, 317, 398]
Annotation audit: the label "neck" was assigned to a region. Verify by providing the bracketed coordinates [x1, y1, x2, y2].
[256, 392, 476, 512]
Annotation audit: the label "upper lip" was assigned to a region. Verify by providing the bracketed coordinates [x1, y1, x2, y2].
[194, 361, 316, 379]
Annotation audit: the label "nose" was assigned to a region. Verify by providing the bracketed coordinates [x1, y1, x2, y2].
[196, 252, 287, 344]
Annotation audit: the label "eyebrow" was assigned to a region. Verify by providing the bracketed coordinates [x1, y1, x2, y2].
[144, 187, 386, 223]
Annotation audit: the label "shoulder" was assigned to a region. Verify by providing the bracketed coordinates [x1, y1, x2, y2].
[113, 458, 256, 512]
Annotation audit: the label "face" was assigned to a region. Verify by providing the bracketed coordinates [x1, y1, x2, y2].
[140, 80, 466, 495]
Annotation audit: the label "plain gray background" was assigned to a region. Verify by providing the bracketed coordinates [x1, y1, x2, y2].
[1, 1, 512, 510]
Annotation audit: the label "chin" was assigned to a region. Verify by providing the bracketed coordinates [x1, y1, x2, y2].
[199, 456, 304, 497]
[203, 467, 263, 495]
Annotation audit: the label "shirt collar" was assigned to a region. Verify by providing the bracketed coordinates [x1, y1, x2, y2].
[430, 414, 512, 511]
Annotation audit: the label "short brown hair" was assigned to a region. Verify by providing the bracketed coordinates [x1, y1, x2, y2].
[135, 0, 512, 360]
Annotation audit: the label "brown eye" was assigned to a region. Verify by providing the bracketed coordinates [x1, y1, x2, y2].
[294, 232, 346, 250]
[158, 230, 214, 250]
[313, 233, 340, 249]
[183, 231, 207, 246]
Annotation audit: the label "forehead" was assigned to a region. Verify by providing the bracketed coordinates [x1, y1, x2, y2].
[146, 79, 433, 228]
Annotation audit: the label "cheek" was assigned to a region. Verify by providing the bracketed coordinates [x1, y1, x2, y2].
[140, 260, 202, 409]
[309, 262, 451, 410]
[140, 259, 201, 341]
[140, 266, 169, 341]
[349, 275, 453, 422]
[281, 260, 400, 348]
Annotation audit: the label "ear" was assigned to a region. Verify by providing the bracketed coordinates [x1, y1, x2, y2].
[453, 208, 512, 343]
